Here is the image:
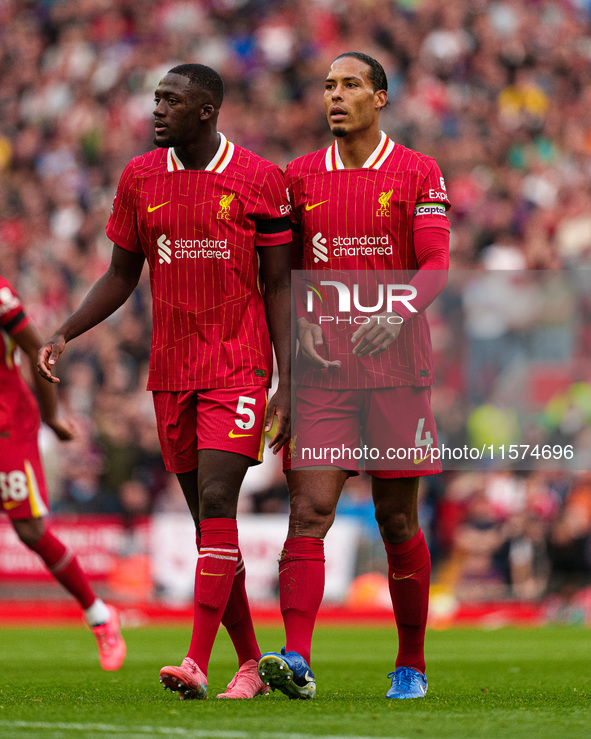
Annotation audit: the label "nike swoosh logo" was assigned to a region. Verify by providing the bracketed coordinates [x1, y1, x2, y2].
[148, 201, 170, 212]
[413, 447, 432, 464]
[305, 200, 328, 211]
[3, 500, 22, 510]
[392, 572, 416, 581]
[228, 429, 253, 438]
[200, 570, 225, 576]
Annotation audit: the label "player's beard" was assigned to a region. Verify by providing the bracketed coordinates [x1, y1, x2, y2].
[154, 134, 179, 148]
[332, 127, 348, 138]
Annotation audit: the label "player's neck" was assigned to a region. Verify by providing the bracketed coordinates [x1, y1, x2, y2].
[173, 131, 221, 170]
[335, 129, 382, 169]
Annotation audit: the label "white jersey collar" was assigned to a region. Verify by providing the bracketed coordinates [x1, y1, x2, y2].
[325, 131, 394, 171]
[167, 133, 235, 173]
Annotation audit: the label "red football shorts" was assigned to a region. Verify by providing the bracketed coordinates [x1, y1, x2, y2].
[153, 386, 268, 474]
[284, 385, 441, 479]
[0, 428, 49, 520]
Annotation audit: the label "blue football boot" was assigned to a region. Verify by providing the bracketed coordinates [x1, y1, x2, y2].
[258, 648, 316, 699]
[386, 666, 428, 699]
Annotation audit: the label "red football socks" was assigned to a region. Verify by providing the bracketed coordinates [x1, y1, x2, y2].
[187, 518, 239, 674]
[384, 529, 431, 674]
[279, 536, 325, 665]
[30, 529, 96, 609]
[221, 553, 261, 666]
[195, 531, 260, 666]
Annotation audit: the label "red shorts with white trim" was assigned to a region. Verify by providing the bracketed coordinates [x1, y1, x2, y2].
[284, 385, 441, 479]
[153, 386, 268, 474]
[0, 431, 49, 520]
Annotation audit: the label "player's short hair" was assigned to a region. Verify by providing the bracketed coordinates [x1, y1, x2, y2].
[168, 63, 224, 107]
[332, 52, 388, 93]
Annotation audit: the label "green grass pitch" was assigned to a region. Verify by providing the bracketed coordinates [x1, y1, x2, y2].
[0, 624, 589, 738]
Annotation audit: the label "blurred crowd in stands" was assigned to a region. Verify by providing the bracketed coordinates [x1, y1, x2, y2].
[1, 0, 591, 610]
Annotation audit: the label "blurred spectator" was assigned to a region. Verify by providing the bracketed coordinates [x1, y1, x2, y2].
[495, 512, 551, 600]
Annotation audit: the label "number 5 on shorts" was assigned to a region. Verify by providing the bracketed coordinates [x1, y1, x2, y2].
[235, 396, 256, 430]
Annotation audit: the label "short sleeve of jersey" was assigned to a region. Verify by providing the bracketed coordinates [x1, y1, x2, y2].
[0, 277, 28, 335]
[106, 159, 142, 252]
[414, 160, 451, 232]
[252, 165, 292, 248]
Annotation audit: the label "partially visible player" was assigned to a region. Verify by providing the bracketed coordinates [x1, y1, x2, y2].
[258, 52, 450, 700]
[38, 63, 291, 699]
[0, 274, 126, 671]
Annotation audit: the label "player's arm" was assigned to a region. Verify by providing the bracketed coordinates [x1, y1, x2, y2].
[296, 317, 342, 370]
[291, 224, 341, 371]
[352, 224, 450, 357]
[394, 222, 449, 316]
[38, 244, 145, 383]
[258, 242, 292, 453]
[13, 322, 74, 441]
[353, 163, 451, 358]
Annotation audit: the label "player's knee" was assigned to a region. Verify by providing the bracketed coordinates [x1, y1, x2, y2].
[199, 488, 238, 520]
[289, 498, 335, 538]
[13, 519, 45, 549]
[376, 510, 414, 544]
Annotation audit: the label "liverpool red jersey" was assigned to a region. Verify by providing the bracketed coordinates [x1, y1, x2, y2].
[0, 276, 40, 437]
[107, 134, 291, 391]
[287, 132, 450, 390]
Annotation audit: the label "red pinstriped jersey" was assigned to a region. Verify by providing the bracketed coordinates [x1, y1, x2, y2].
[0, 276, 39, 433]
[287, 132, 450, 389]
[107, 135, 291, 391]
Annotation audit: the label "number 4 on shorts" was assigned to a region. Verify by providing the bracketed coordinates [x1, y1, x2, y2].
[414, 418, 433, 448]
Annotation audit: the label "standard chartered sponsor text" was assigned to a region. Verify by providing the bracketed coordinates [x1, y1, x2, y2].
[175, 238, 230, 259]
[332, 235, 392, 257]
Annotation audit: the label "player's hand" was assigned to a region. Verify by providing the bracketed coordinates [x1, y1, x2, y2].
[297, 318, 341, 370]
[37, 334, 66, 383]
[265, 384, 291, 454]
[45, 417, 76, 442]
[351, 312, 404, 357]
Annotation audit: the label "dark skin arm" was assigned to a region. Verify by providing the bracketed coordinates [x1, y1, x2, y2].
[350, 311, 404, 357]
[14, 322, 74, 440]
[38, 244, 145, 383]
[295, 316, 341, 369]
[257, 242, 292, 453]
[292, 268, 340, 370]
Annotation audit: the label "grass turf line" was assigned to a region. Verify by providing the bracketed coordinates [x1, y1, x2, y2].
[0, 626, 589, 739]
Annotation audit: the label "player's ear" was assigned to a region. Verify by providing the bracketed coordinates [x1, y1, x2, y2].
[375, 90, 388, 111]
[200, 104, 215, 121]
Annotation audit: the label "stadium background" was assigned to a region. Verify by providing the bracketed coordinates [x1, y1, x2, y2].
[1, 0, 591, 627]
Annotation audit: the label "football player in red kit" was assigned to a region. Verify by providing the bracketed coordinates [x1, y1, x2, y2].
[258, 52, 450, 700]
[38, 64, 291, 700]
[0, 275, 126, 671]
